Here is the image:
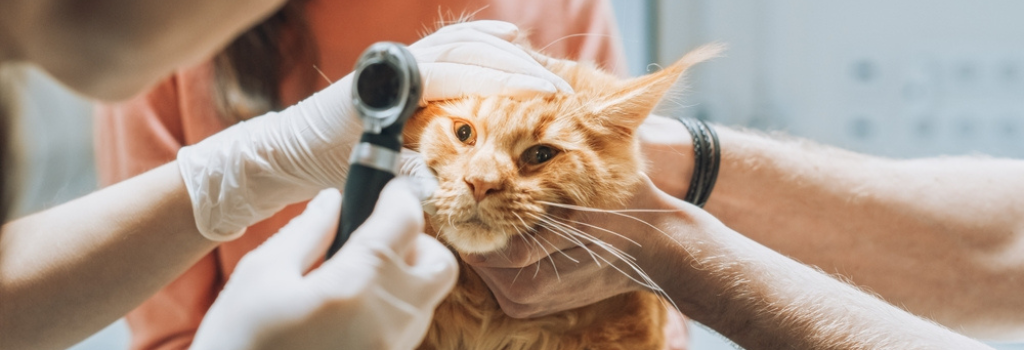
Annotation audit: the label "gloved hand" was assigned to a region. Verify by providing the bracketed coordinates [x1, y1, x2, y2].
[191, 181, 457, 350]
[177, 20, 571, 240]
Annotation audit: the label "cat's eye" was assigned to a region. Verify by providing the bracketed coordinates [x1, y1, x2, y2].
[454, 121, 475, 145]
[521, 145, 558, 165]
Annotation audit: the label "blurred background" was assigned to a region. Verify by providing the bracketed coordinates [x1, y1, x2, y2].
[7, 0, 1022, 349]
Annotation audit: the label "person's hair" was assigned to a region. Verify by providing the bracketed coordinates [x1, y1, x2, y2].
[213, 0, 318, 123]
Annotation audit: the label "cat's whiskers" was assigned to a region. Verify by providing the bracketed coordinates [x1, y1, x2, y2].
[514, 212, 579, 264]
[496, 224, 529, 265]
[538, 200, 681, 214]
[538, 200, 679, 245]
[523, 231, 558, 280]
[529, 213, 602, 267]
[503, 214, 536, 264]
[540, 216, 653, 288]
[509, 265, 525, 288]
[533, 232, 580, 264]
[542, 215, 638, 265]
[508, 213, 558, 278]
[562, 217, 642, 248]
[539, 213, 682, 313]
[512, 230, 537, 279]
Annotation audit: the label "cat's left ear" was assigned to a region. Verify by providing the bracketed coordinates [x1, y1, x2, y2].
[593, 44, 724, 131]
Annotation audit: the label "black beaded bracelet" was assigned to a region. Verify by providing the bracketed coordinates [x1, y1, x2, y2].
[675, 117, 721, 208]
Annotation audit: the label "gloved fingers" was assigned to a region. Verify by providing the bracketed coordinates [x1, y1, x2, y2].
[249, 188, 342, 274]
[347, 178, 426, 255]
[356, 235, 456, 317]
[419, 62, 562, 102]
[412, 28, 536, 68]
[392, 234, 459, 307]
[305, 180, 423, 292]
[413, 41, 572, 94]
[427, 20, 520, 42]
[412, 21, 523, 59]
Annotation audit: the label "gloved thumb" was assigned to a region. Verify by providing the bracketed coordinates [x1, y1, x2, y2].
[311, 178, 430, 284]
[400, 233, 459, 307]
[240, 188, 341, 275]
[311, 178, 457, 303]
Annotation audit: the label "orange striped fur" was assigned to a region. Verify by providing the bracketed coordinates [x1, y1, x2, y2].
[405, 41, 723, 350]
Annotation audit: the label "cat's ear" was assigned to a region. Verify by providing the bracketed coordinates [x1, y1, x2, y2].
[592, 43, 724, 130]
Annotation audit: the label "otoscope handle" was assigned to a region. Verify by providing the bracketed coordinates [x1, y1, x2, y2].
[325, 162, 394, 258]
[325, 41, 420, 260]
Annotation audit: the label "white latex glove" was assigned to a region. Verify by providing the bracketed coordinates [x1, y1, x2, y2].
[191, 181, 457, 350]
[178, 20, 570, 240]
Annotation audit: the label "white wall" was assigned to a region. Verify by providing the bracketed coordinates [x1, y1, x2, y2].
[10, 68, 129, 350]
[655, 0, 1024, 159]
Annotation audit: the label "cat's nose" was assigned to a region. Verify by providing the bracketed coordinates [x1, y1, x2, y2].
[465, 177, 501, 203]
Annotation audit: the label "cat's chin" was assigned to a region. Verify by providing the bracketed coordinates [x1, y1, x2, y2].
[439, 220, 509, 254]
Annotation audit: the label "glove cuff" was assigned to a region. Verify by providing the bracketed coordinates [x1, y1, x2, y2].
[177, 117, 318, 241]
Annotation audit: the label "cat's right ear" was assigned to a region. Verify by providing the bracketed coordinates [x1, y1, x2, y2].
[593, 43, 724, 131]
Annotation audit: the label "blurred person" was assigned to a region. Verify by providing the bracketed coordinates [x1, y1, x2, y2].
[0, 0, 572, 348]
[93, 1, 652, 349]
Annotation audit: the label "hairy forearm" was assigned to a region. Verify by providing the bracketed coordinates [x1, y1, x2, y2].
[643, 116, 1024, 338]
[698, 127, 1024, 338]
[646, 199, 991, 349]
[0, 162, 217, 350]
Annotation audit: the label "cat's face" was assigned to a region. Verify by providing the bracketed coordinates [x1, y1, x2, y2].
[409, 94, 643, 253]
[405, 46, 720, 254]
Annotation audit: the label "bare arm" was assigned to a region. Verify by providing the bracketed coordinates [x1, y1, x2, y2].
[468, 176, 990, 348]
[644, 190, 991, 349]
[0, 163, 217, 350]
[642, 115, 1024, 339]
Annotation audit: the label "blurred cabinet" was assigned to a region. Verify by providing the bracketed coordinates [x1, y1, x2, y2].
[655, 0, 1024, 158]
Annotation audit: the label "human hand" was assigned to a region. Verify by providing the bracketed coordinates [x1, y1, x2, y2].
[176, 20, 572, 240]
[190, 181, 457, 350]
[462, 175, 675, 318]
[638, 115, 695, 200]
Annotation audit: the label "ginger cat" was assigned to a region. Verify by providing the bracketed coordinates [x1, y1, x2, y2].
[404, 39, 722, 350]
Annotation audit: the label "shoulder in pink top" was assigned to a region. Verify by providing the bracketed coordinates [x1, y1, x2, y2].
[93, 1, 684, 349]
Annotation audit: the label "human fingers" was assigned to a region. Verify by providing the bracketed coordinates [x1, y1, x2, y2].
[412, 21, 532, 64]
[377, 234, 459, 309]
[415, 48, 571, 98]
[308, 179, 426, 286]
[411, 30, 568, 89]
[344, 178, 425, 256]
[243, 188, 341, 274]
[470, 250, 619, 318]
[412, 21, 572, 99]
[426, 20, 521, 42]
[418, 63, 550, 102]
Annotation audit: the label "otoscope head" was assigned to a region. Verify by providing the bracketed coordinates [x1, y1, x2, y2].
[325, 42, 422, 260]
[352, 42, 422, 136]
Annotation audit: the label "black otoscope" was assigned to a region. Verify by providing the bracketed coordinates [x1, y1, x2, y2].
[325, 42, 422, 259]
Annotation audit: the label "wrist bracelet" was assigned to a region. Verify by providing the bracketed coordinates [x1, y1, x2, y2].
[675, 117, 721, 208]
